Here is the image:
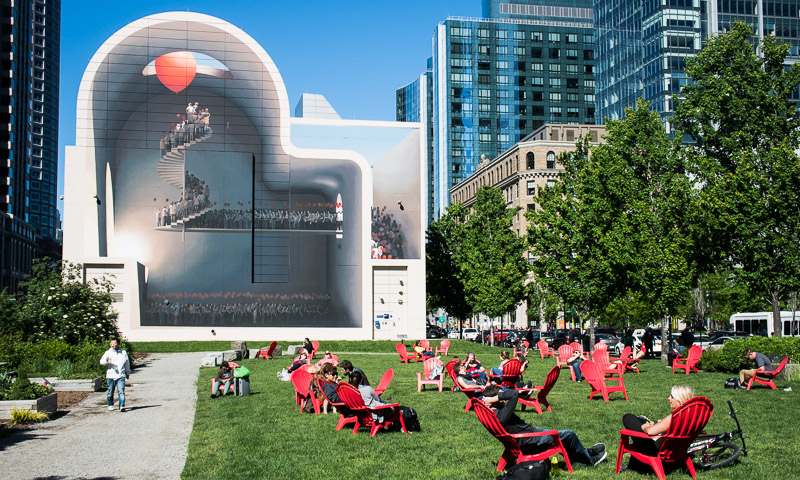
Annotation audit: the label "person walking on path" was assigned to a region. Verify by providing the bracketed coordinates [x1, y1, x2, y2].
[100, 339, 131, 411]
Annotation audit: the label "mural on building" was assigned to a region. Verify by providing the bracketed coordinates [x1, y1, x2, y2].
[66, 13, 422, 330]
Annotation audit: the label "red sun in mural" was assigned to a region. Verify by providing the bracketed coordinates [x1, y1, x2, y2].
[154, 51, 197, 93]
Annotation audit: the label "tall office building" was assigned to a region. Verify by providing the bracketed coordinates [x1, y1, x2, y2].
[0, 0, 60, 291]
[595, 0, 800, 125]
[399, 0, 596, 220]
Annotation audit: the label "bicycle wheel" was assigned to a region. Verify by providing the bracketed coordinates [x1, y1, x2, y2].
[698, 442, 741, 469]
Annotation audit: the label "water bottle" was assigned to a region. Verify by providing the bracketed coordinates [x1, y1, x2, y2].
[550, 455, 560, 477]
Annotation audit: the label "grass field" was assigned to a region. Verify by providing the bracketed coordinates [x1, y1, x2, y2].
[169, 340, 799, 479]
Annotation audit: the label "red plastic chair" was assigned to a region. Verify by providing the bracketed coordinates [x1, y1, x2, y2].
[373, 368, 394, 396]
[582, 360, 628, 402]
[472, 401, 573, 473]
[417, 357, 445, 392]
[435, 339, 451, 356]
[396, 343, 417, 364]
[335, 382, 406, 436]
[310, 341, 320, 359]
[317, 379, 357, 431]
[569, 342, 585, 357]
[747, 356, 788, 390]
[488, 359, 524, 390]
[616, 346, 637, 374]
[255, 341, 277, 359]
[519, 365, 560, 414]
[615, 397, 714, 480]
[593, 341, 608, 353]
[672, 345, 702, 375]
[555, 344, 573, 369]
[290, 368, 321, 414]
[537, 340, 554, 359]
[445, 360, 483, 412]
[209, 361, 240, 394]
[592, 349, 624, 377]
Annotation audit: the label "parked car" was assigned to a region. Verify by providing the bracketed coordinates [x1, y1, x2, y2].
[709, 330, 748, 340]
[552, 329, 581, 349]
[447, 330, 460, 339]
[426, 326, 444, 339]
[541, 331, 555, 347]
[594, 333, 620, 352]
[463, 328, 480, 341]
[705, 336, 748, 350]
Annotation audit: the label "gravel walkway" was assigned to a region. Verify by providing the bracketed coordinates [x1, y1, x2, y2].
[0, 352, 205, 480]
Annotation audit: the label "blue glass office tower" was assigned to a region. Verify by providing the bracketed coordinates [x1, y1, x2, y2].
[594, 0, 800, 126]
[402, 0, 596, 220]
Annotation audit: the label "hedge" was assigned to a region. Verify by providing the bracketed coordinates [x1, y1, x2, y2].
[698, 336, 800, 372]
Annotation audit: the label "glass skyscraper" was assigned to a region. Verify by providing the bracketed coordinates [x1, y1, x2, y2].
[595, 0, 800, 125]
[0, 0, 60, 291]
[399, 0, 596, 220]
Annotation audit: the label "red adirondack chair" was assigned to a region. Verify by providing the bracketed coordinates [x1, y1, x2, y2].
[592, 349, 624, 377]
[335, 382, 406, 436]
[555, 344, 573, 369]
[519, 365, 560, 414]
[290, 368, 320, 414]
[373, 368, 394, 396]
[255, 341, 277, 359]
[615, 396, 714, 480]
[617, 346, 638, 374]
[445, 360, 483, 412]
[417, 357, 445, 392]
[582, 360, 628, 402]
[395, 343, 418, 364]
[317, 379, 357, 431]
[537, 340, 554, 359]
[747, 356, 788, 390]
[310, 341, 320, 359]
[435, 339, 451, 356]
[209, 361, 240, 394]
[472, 401, 573, 473]
[569, 342, 585, 357]
[672, 345, 702, 375]
[593, 341, 608, 353]
[488, 359, 524, 390]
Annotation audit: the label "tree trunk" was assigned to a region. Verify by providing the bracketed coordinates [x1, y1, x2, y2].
[771, 290, 782, 338]
[660, 315, 670, 362]
[588, 315, 596, 352]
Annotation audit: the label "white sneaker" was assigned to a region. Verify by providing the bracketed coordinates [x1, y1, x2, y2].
[108, 405, 115, 411]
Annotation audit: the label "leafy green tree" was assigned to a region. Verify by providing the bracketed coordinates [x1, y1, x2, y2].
[674, 21, 800, 337]
[15, 260, 120, 343]
[450, 187, 528, 331]
[426, 212, 472, 330]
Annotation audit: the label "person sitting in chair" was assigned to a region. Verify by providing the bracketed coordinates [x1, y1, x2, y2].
[481, 385, 607, 466]
[455, 362, 486, 391]
[340, 359, 370, 386]
[739, 349, 773, 389]
[287, 351, 310, 374]
[566, 348, 585, 382]
[211, 361, 234, 398]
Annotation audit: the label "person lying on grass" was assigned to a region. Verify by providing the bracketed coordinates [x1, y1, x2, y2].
[481, 384, 607, 466]
[620, 385, 695, 472]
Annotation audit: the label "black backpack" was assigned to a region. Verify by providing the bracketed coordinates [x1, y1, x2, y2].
[497, 460, 550, 480]
[398, 406, 421, 432]
[724, 377, 741, 389]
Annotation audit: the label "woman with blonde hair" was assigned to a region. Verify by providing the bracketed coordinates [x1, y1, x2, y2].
[621, 385, 695, 467]
[490, 351, 511, 376]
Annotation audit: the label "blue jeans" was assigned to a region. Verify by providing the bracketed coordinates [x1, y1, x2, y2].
[524, 427, 592, 465]
[107, 377, 126, 407]
[570, 361, 583, 382]
[213, 380, 232, 395]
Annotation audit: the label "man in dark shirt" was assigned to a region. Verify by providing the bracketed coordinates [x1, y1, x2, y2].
[481, 385, 606, 466]
[339, 359, 370, 386]
[739, 349, 774, 388]
[680, 327, 695, 351]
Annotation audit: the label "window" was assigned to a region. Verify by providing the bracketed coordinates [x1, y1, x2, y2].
[532, 77, 544, 86]
[548, 33, 560, 42]
[532, 63, 543, 72]
[547, 179, 556, 187]
[584, 50, 594, 60]
[550, 78, 561, 87]
[527, 204, 536, 212]
[566, 34, 578, 43]
[499, 104, 509, 113]
[550, 48, 560, 59]
[526, 152, 535, 169]
[551, 106, 562, 115]
[584, 79, 595, 88]
[566, 49, 578, 59]
[566, 64, 578, 73]
[514, 31, 525, 40]
[514, 46, 526, 56]
[567, 93, 578, 102]
[527, 180, 536, 195]
[566, 78, 579, 88]
[479, 133, 491, 143]
[478, 88, 491, 98]
[585, 64, 594, 74]
[478, 44, 491, 55]
[478, 74, 490, 84]
[478, 61, 491, 70]
[496, 46, 507, 54]
[550, 92, 562, 101]
[496, 60, 508, 69]
[583, 34, 594, 44]
[497, 30, 508, 39]
[498, 75, 509, 84]
[549, 64, 561, 73]
[531, 47, 542, 58]
[584, 93, 595, 102]
[479, 103, 491, 113]
[532, 32, 543, 42]
[528, 251, 535, 265]
[567, 107, 579, 118]
[546, 152, 556, 169]
[478, 28, 489, 38]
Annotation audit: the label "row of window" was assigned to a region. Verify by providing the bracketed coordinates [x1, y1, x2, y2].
[451, 26, 593, 45]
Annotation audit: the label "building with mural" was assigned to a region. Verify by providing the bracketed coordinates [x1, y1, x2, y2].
[62, 12, 425, 341]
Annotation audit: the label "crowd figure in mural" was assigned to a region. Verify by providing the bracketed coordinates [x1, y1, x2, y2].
[154, 172, 212, 227]
[371, 206, 404, 259]
[185, 207, 339, 231]
[159, 102, 211, 158]
[143, 299, 330, 325]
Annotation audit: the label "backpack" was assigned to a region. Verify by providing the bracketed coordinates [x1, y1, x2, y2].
[429, 365, 444, 380]
[724, 377, 741, 389]
[497, 460, 550, 480]
[398, 406, 421, 432]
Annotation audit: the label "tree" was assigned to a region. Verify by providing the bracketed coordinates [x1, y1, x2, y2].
[451, 187, 528, 330]
[13, 260, 120, 343]
[426, 212, 472, 329]
[674, 21, 800, 337]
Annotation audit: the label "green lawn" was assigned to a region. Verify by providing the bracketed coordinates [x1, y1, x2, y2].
[180, 340, 799, 479]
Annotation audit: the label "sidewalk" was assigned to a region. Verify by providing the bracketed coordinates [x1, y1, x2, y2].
[0, 352, 205, 480]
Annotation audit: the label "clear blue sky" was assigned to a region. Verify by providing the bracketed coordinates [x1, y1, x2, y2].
[57, 0, 480, 210]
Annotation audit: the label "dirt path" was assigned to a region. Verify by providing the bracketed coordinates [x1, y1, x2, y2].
[0, 352, 205, 479]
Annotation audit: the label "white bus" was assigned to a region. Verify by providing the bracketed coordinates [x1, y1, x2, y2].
[729, 311, 800, 337]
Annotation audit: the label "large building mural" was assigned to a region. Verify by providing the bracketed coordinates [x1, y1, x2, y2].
[63, 13, 425, 341]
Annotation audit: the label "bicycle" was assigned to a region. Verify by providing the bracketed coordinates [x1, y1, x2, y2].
[687, 400, 748, 469]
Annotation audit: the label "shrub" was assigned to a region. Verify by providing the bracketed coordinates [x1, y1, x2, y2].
[5, 375, 53, 400]
[9, 406, 49, 423]
[698, 337, 800, 372]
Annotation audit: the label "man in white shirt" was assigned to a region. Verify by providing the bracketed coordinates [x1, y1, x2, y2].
[99, 339, 131, 411]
